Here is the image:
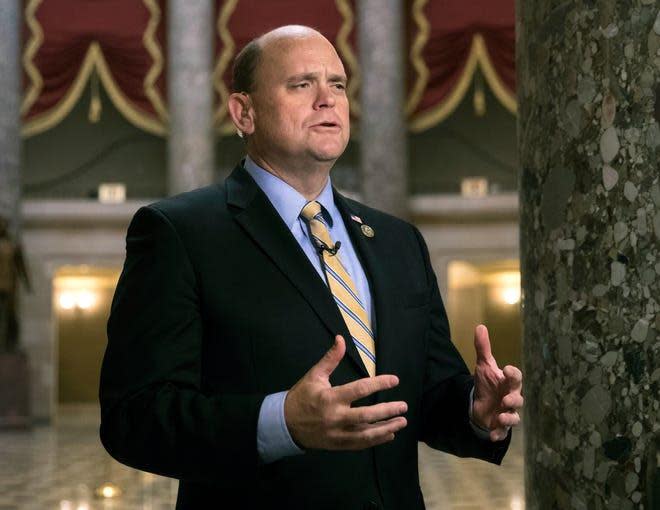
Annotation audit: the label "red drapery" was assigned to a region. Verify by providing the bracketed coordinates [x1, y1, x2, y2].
[22, 0, 168, 137]
[406, 0, 516, 131]
[21, 0, 514, 137]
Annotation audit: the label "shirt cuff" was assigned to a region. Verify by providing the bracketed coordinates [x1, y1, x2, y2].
[468, 385, 494, 440]
[257, 390, 305, 464]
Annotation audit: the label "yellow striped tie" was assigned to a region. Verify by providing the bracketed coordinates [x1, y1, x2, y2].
[301, 201, 376, 377]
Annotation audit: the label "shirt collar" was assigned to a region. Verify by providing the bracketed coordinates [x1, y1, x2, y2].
[243, 154, 337, 229]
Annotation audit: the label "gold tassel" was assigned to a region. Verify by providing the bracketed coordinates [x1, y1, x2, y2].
[88, 71, 102, 123]
[473, 71, 486, 117]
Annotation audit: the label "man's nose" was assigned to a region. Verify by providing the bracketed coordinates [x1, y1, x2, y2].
[314, 83, 336, 109]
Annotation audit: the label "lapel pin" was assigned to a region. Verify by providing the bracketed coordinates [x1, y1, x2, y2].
[350, 214, 363, 224]
[361, 224, 375, 238]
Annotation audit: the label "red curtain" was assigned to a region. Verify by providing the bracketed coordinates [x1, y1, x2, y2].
[22, 0, 167, 137]
[406, 0, 515, 131]
[20, 0, 514, 137]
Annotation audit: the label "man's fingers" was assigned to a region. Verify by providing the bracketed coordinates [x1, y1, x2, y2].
[501, 393, 524, 410]
[333, 374, 399, 403]
[495, 411, 520, 428]
[312, 335, 346, 378]
[334, 416, 408, 449]
[342, 401, 408, 426]
[349, 415, 408, 433]
[489, 428, 510, 442]
[503, 365, 523, 392]
[474, 324, 493, 363]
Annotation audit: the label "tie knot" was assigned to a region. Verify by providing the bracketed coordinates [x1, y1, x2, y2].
[300, 201, 323, 222]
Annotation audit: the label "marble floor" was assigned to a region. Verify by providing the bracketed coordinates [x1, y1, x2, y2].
[0, 404, 524, 509]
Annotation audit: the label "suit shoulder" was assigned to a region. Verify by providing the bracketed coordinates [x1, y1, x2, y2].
[131, 183, 232, 240]
[146, 183, 227, 220]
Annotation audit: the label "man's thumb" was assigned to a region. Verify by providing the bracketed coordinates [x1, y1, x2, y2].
[315, 335, 346, 377]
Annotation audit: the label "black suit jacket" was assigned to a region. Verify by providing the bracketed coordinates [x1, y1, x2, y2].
[99, 162, 510, 510]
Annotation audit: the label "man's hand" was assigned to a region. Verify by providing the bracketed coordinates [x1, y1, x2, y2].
[471, 325, 523, 442]
[284, 335, 408, 450]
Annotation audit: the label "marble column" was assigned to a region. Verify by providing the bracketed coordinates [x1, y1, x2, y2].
[356, 0, 408, 219]
[518, 1, 660, 508]
[167, 0, 214, 195]
[0, 0, 21, 237]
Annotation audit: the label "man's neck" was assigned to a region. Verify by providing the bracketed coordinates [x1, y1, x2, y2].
[247, 151, 331, 201]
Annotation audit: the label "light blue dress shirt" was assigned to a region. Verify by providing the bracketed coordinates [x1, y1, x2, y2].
[245, 156, 492, 464]
[244, 155, 373, 464]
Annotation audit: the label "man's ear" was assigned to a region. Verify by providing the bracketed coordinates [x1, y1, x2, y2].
[227, 92, 255, 137]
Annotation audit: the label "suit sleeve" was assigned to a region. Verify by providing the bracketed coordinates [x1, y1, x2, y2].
[99, 205, 266, 483]
[410, 225, 511, 465]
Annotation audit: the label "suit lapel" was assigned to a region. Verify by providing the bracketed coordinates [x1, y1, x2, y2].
[333, 191, 398, 378]
[225, 163, 369, 377]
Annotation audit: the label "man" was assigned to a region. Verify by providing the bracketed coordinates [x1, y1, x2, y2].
[99, 25, 523, 509]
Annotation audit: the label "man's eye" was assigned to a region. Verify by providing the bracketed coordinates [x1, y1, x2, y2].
[296, 82, 310, 88]
[334, 84, 346, 90]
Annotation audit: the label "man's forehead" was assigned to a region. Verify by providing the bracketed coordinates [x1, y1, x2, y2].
[260, 36, 345, 77]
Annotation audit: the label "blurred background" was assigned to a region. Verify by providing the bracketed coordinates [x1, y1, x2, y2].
[2, 0, 538, 508]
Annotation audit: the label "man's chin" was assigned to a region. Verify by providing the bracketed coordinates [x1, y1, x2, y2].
[308, 144, 348, 163]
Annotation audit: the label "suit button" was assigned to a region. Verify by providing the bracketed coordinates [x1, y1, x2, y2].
[364, 502, 379, 510]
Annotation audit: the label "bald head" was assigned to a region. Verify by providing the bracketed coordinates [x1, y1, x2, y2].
[232, 25, 333, 93]
[227, 24, 349, 182]
[259, 25, 324, 46]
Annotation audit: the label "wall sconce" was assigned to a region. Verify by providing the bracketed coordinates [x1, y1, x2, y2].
[58, 290, 96, 311]
[95, 481, 122, 499]
[483, 270, 521, 306]
[501, 286, 521, 305]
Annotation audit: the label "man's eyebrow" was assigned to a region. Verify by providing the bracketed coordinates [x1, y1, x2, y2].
[286, 72, 347, 83]
[328, 74, 348, 83]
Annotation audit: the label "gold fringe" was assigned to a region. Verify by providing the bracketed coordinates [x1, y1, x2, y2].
[22, 43, 98, 137]
[88, 71, 102, 122]
[22, 2, 167, 137]
[213, 0, 240, 133]
[22, 42, 167, 137]
[473, 33, 516, 115]
[473, 70, 486, 116]
[334, 0, 360, 117]
[142, 0, 168, 123]
[409, 33, 516, 132]
[21, 0, 44, 116]
[405, 0, 429, 115]
[93, 42, 166, 134]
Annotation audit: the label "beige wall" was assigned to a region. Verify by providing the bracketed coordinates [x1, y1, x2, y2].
[55, 269, 119, 403]
[445, 260, 521, 372]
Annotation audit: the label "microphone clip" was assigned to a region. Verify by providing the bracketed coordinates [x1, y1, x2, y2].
[317, 240, 341, 256]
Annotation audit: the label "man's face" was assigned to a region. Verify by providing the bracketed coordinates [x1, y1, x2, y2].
[248, 35, 350, 167]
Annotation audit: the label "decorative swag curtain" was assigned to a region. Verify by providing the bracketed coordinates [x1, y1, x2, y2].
[21, 0, 515, 137]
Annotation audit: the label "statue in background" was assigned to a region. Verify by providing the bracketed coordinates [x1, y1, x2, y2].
[0, 216, 31, 352]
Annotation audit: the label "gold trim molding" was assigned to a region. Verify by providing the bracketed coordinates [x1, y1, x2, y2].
[405, 0, 429, 115]
[213, 0, 240, 134]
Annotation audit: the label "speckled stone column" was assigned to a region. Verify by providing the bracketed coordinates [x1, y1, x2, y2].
[0, 0, 21, 238]
[518, 2, 660, 509]
[167, 0, 214, 195]
[356, 0, 408, 219]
